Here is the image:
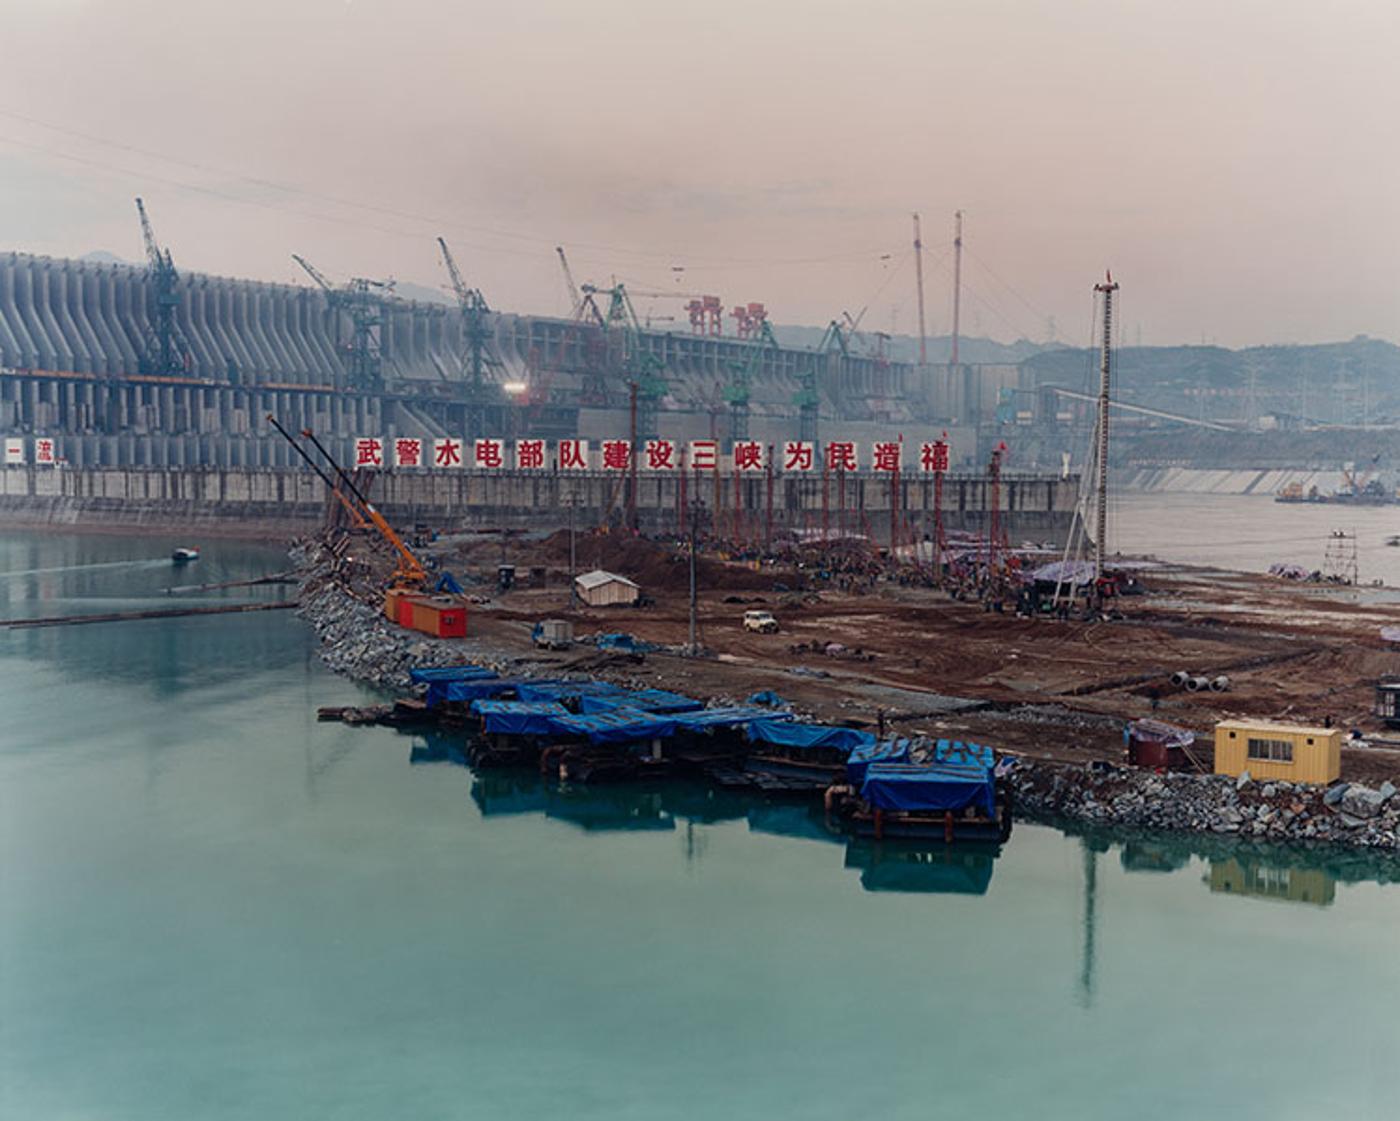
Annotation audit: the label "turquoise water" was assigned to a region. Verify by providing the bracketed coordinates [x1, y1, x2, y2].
[3, 531, 1400, 1120]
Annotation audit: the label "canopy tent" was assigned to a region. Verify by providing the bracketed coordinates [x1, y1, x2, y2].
[546, 707, 678, 746]
[747, 720, 875, 754]
[845, 739, 912, 784]
[860, 762, 997, 817]
[410, 665, 497, 685]
[578, 689, 705, 715]
[1028, 559, 1097, 586]
[671, 706, 792, 732]
[470, 699, 570, 736]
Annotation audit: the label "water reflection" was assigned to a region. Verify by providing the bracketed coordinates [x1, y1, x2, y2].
[843, 839, 998, 895]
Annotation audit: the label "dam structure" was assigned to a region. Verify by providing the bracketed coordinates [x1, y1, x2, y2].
[0, 248, 1068, 535]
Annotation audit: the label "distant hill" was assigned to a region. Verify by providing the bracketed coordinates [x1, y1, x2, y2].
[772, 324, 1059, 364]
[1019, 336, 1400, 427]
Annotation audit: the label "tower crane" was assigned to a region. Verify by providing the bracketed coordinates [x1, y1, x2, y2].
[437, 237, 502, 439]
[292, 254, 393, 391]
[555, 246, 582, 318]
[133, 197, 189, 376]
[724, 316, 779, 444]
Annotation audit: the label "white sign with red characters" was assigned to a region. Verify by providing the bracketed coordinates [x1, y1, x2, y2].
[473, 438, 505, 470]
[824, 441, 858, 472]
[34, 437, 56, 465]
[689, 440, 718, 472]
[732, 441, 765, 472]
[4, 438, 25, 465]
[354, 437, 384, 467]
[600, 439, 632, 471]
[919, 440, 950, 473]
[516, 439, 547, 470]
[558, 439, 589, 470]
[393, 437, 423, 468]
[643, 439, 676, 471]
[870, 441, 903, 472]
[332, 436, 952, 474]
[432, 437, 464, 468]
[782, 441, 814, 472]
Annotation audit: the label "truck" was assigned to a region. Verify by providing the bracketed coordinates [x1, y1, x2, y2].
[532, 619, 574, 650]
[742, 609, 779, 634]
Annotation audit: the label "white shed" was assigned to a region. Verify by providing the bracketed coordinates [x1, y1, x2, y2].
[574, 569, 640, 607]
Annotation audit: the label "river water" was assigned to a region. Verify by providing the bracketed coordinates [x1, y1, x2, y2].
[3, 518, 1400, 1120]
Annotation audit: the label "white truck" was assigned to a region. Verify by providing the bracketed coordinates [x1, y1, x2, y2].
[742, 609, 779, 634]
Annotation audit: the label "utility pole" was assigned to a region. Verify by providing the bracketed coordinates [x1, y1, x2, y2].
[687, 500, 700, 655]
[913, 213, 927, 366]
[951, 210, 963, 368]
[1093, 272, 1119, 582]
[568, 493, 578, 607]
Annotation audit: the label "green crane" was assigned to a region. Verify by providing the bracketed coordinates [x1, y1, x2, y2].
[133, 197, 188, 375]
[292, 254, 393, 391]
[724, 318, 779, 445]
[576, 282, 667, 436]
[437, 237, 503, 440]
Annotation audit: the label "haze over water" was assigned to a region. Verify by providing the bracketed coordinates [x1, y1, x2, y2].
[3, 525, 1400, 1120]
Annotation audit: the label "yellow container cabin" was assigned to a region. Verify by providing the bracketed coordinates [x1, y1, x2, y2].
[1213, 720, 1341, 785]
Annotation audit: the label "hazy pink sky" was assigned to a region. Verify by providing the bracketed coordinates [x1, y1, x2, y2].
[0, 0, 1394, 348]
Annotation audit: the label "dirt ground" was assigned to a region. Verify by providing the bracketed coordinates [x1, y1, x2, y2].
[401, 528, 1400, 786]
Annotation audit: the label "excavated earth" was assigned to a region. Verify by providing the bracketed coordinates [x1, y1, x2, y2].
[292, 529, 1400, 852]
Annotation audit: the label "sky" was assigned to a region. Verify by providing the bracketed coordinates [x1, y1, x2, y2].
[0, 0, 1394, 349]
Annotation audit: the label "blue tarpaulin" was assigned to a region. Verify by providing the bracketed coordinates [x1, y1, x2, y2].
[672, 706, 792, 732]
[931, 739, 996, 769]
[425, 678, 523, 708]
[746, 690, 788, 707]
[546, 707, 678, 746]
[579, 689, 705, 715]
[845, 739, 913, 784]
[470, 700, 570, 736]
[515, 680, 630, 704]
[410, 665, 497, 685]
[747, 719, 875, 754]
[860, 761, 996, 816]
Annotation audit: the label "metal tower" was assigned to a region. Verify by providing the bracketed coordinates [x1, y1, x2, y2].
[951, 210, 963, 368]
[133, 198, 187, 375]
[913, 212, 927, 366]
[438, 237, 502, 440]
[726, 317, 778, 444]
[292, 254, 394, 391]
[1092, 272, 1118, 580]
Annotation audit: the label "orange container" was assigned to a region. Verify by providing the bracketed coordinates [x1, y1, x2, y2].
[384, 587, 410, 622]
[400, 594, 467, 638]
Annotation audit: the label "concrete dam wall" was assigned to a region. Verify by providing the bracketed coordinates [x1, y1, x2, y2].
[0, 466, 1079, 541]
[0, 250, 1019, 469]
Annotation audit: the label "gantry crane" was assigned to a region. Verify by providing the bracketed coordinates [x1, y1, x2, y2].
[437, 237, 503, 440]
[292, 254, 394, 391]
[133, 197, 189, 375]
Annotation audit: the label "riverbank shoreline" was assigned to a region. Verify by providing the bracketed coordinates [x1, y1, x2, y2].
[291, 535, 1400, 855]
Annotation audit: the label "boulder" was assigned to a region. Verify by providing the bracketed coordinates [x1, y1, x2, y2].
[1341, 785, 1387, 819]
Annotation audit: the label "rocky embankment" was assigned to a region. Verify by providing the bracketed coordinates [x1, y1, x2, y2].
[1011, 764, 1400, 851]
[292, 538, 505, 690]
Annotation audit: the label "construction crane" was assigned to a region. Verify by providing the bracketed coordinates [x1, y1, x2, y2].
[437, 237, 503, 441]
[724, 316, 779, 444]
[133, 197, 188, 375]
[292, 254, 393, 391]
[266, 414, 428, 590]
[555, 246, 582, 318]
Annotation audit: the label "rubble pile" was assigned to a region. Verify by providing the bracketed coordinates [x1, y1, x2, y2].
[292, 538, 503, 690]
[1011, 764, 1400, 851]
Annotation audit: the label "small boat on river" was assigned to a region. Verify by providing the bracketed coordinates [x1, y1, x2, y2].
[171, 547, 200, 563]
